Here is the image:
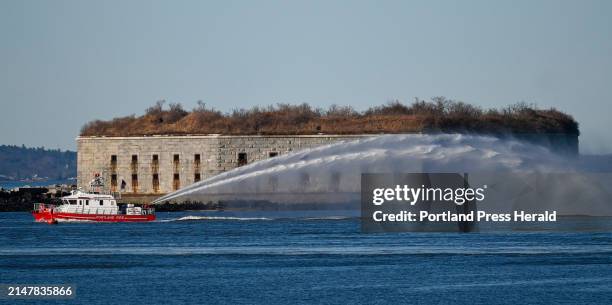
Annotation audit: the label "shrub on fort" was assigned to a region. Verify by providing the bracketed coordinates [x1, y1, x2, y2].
[80, 98, 579, 136]
[326, 104, 358, 118]
[145, 100, 166, 116]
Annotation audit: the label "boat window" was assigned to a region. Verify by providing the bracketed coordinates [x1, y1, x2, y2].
[69, 200, 76, 205]
[78, 200, 82, 205]
[85, 200, 89, 205]
[99, 200, 104, 206]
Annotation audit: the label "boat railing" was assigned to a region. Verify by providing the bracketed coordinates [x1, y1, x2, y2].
[142, 207, 155, 215]
[76, 187, 122, 199]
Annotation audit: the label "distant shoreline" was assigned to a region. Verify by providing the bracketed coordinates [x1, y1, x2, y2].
[0, 179, 75, 190]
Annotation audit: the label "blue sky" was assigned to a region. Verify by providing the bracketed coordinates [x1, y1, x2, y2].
[1, 0, 611, 153]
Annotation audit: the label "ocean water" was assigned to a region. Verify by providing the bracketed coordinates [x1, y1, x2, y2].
[1, 211, 611, 305]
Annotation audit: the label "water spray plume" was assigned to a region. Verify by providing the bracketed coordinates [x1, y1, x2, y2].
[154, 134, 583, 202]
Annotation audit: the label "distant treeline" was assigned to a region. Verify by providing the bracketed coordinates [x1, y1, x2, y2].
[80, 98, 579, 137]
[0, 145, 76, 180]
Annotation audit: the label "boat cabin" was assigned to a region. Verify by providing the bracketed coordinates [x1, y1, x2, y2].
[57, 190, 119, 214]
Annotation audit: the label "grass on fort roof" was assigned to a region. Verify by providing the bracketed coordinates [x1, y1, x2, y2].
[80, 97, 579, 137]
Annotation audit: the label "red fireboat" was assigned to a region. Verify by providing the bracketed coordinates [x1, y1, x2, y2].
[32, 174, 155, 224]
[33, 191, 155, 224]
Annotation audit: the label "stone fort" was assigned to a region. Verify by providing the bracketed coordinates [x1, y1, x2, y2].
[77, 101, 580, 202]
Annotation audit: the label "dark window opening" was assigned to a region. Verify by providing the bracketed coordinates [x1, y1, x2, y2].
[152, 155, 159, 172]
[173, 174, 180, 190]
[132, 174, 138, 193]
[330, 172, 341, 192]
[152, 154, 159, 173]
[237, 152, 247, 166]
[110, 155, 117, 171]
[85, 200, 89, 206]
[152, 174, 160, 193]
[269, 152, 278, 158]
[173, 154, 180, 172]
[99, 200, 104, 206]
[111, 174, 117, 192]
[131, 155, 138, 172]
[269, 176, 278, 191]
[194, 154, 201, 171]
[69, 200, 76, 205]
[194, 173, 201, 182]
[300, 172, 310, 187]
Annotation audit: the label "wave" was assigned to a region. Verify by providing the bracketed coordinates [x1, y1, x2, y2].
[157, 215, 272, 222]
[156, 215, 359, 222]
[302, 216, 355, 220]
[2, 245, 611, 256]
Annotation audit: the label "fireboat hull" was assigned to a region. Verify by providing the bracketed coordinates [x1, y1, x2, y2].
[33, 211, 155, 223]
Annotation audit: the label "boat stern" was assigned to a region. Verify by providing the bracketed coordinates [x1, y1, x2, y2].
[32, 203, 57, 224]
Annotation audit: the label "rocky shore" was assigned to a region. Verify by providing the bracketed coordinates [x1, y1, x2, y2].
[0, 186, 72, 212]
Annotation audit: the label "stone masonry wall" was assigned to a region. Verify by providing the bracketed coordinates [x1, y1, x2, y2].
[77, 135, 366, 196]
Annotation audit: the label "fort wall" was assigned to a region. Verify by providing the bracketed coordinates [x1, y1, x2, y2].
[77, 133, 578, 202]
[77, 135, 365, 199]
